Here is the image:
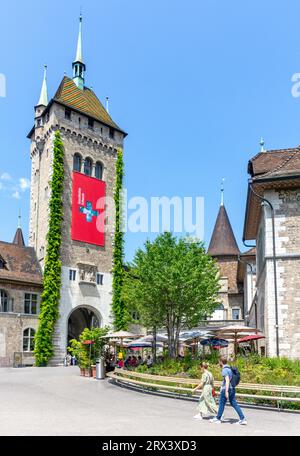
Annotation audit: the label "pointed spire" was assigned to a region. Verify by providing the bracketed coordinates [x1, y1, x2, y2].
[73, 15, 86, 90]
[208, 205, 240, 257]
[18, 209, 21, 229]
[260, 137, 265, 152]
[106, 96, 109, 113]
[221, 178, 225, 206]
[37, 65, 48, 107]
[75, 14, 84, 63]
[13, 226, 25, 247]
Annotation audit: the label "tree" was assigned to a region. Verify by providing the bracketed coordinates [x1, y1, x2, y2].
[34, 130, 64, 366]
[112, 148, 129, 330]
[123, 232, 220, 358]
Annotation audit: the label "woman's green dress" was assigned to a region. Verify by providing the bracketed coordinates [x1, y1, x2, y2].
[198, 370, 218, 415]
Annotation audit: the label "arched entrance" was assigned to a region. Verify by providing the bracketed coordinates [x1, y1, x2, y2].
[67, 306, 101, 345]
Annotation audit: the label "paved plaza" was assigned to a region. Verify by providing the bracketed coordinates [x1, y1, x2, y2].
[0, 367, 299, 436]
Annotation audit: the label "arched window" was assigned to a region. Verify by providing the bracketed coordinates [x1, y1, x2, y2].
[73, 153, 82, 172]
[84, 157, 93, 176]
[23, 328, 36, 352]
[95, 162, 103, 180]
[0, 290, 9, 312]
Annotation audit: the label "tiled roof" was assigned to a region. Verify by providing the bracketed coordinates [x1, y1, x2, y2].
[0, 241, 43, 285]
[248, 147, 300, 179]
[54, 77, 124, 133]
[208, 205, 240, 257]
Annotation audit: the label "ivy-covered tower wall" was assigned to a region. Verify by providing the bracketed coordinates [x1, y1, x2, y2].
[29, 97, 125, 364]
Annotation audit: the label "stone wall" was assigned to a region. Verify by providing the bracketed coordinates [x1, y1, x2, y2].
[255, 188, 300, 358]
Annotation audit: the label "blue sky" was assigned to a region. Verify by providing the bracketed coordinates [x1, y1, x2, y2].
[1, 0, 300, 260]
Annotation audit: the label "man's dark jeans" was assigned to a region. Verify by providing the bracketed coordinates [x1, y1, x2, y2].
[217, 388, 245, 421]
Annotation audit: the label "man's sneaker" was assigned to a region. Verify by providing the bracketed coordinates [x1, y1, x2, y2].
[210, 417, 221, 424]
[193, 413, 203, 420]
[236, 419, 247, 425]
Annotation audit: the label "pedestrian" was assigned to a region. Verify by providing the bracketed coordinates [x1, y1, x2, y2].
[193, 362, 218, 420]
[124, 356, 132, 369]
[146, 355, 153, 368]
[210, 357, 247, 425]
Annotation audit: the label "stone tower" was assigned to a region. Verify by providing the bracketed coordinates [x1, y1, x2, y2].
[28, 17, 126, 364]
[208, 201, 244, 321]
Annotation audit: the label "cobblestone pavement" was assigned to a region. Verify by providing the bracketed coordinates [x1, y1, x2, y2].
[0, 367, 299, 436]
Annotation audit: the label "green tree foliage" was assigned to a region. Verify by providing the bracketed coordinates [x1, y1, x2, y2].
[112, 148, 129, 330]
[123, 232, 220, 358]
[34, 131, 64, 366]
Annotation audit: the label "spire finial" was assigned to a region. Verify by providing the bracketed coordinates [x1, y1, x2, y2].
[221, 178, 225, 206]
[18, 209, 21, 229]
[260, 137, 265, 152]
[37, 64, 48, 107]
[106, 96, 109, 113]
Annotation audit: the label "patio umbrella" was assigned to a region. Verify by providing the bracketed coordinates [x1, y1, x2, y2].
[143, 334, 168, 343]
[127, 341, 163, 349]
[200, 337, 229, 348]
[238, 334, 265, 344]
[216, 325, 259, 358]
[101, 331, 141, 348]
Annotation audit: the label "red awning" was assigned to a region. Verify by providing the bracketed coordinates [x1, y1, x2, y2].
[238, 335, 265, 343]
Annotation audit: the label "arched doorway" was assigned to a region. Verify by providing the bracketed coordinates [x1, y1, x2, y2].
[67, 306, 101, 346]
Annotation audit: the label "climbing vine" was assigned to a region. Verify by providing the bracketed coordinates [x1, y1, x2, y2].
[34, 130, 64, 366]
[112, 148, 128, 330]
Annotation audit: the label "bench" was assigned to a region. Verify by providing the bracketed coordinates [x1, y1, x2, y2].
[106, 369, 300, 410]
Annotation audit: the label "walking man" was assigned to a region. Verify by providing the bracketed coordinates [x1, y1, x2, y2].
[210, 357, 247, 425]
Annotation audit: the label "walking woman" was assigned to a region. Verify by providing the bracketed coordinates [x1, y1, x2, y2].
[193, 362, 218, 420]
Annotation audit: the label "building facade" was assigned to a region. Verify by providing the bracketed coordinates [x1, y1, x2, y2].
[27, 17, 126, 364]
[243, 146, 300, 358]
[0, 228, 43, 367]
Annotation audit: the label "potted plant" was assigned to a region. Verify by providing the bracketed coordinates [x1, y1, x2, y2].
[68, 326, 110, 378]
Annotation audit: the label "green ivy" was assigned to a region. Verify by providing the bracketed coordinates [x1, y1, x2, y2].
[34, 130, 64, 366]
[112, 148, 128, 330]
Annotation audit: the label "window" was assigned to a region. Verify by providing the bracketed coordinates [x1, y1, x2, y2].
[211, 304, 225, 321]
[69, 269, 76, 281]
[23, 328, 35, 352]
[24, 293, 38, 315]
[39, 246, 45, 260]
[88, 118, 94, 129]
[0, 258, 5, 269]
[0, 290, 9, 312]
[95, 162, 103, 180]
[96, 273, 103, 285]
[232, 309, 240, 320]
[65, 108, 71, 120]
[131, 311, 140, 321]
[84, 158, 93, 176]
[73, 154, 82, 172]
[109, 128, 115, 139]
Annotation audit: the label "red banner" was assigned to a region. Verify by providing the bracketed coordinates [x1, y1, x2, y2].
[71, 172, 106, 246]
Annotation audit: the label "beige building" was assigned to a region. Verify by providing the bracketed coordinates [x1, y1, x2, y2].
[243, 146, 300, 358]
[0, 228, 43, 367]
